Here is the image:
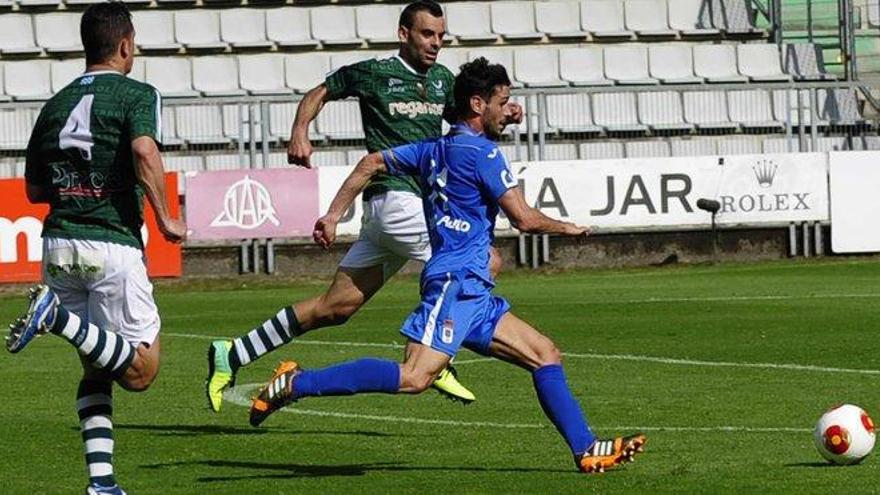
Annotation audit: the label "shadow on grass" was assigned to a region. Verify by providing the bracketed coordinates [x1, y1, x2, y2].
[110, 423, 396, 438]
[140, 459, 574, 482]
[784, 461, 838, 468]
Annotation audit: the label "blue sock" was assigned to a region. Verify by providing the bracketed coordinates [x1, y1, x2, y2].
[532, 364, 596, 456]
[293, 358, 400, 399]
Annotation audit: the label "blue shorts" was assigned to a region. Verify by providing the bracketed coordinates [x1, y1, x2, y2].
[400, 272, 510, 357]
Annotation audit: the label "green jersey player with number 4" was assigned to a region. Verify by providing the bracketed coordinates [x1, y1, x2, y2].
[206, 0, 523, 411]
[7, 3, 185, 494]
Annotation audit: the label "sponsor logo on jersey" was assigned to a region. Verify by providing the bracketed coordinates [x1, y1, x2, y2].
[210, 175, 281, 230]
[441, 319, 454, 344]
[437, 215, 471, 233]
[388, 101, 445, 119]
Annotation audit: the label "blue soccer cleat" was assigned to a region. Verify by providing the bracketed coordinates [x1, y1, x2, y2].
[6, 285, 58, 354]
[85, 482, 127, 495]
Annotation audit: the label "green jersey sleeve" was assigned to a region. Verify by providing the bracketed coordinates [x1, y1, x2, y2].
[324, 59, 375, 100]
[128, 85, 162, 144]
[24, 111, 48, 186]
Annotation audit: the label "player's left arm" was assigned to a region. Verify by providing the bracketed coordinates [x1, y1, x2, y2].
[24, 113, 50, 204]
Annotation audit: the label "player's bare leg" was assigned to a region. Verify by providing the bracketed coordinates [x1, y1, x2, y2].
[487, 313, 646, 473]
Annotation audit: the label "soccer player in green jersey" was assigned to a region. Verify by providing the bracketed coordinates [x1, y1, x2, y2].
[206, 0, 523, 411]
[6, 3, 185, 494]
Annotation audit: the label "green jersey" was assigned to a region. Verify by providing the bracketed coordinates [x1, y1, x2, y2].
[324, 55, 455, 199]
[26, 71, 162, 249]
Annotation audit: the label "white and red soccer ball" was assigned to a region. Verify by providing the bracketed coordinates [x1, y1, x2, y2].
[813, 404, 875, 465]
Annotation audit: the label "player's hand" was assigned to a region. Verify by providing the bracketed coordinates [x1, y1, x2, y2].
[160, 218, 187, 243]
[504, 102, 524, 126]
[287, 134, 313, 169]
[561, 223, 591, 237]
[313, 214, 338, 249]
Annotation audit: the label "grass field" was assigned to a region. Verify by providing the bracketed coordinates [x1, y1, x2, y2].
[1, 259, 878, 494]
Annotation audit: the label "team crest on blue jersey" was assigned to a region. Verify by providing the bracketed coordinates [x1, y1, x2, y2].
[441, 319, 454, 344]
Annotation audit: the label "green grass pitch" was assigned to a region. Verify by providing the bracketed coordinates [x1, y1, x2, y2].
[0, 259, 878, 494]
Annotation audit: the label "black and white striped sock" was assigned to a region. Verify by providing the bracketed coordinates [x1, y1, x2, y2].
[52, 306, 136, 379]
[231, 307, 302, 369]
[77, 380, 116, 487]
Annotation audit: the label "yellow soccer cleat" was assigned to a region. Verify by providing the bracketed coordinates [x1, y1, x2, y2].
[431, 365, 475, 404]
[577, 433, 647, 474]
[205, 340, 236, 413]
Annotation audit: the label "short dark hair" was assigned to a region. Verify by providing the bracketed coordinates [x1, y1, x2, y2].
[81, 1, 134, 65]
[399, 0, 444, 29]
[453, 57, 512, 115]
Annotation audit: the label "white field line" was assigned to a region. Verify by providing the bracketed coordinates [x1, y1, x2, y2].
[226, 384, 810, 434]
[165, 332, 880, 376]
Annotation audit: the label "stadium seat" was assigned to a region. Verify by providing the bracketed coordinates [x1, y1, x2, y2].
[35, 13, 83, 55]
[174, 11, 227, 51]
[667, 0, 720, 36]
[131, 11, 181, 52]
[264, 152, 290, 169]
[266, 8, 319, 49]
[160, 106, 183, 147]
[535, 1, 588, 40]
[285, 53, 330, 93]
[604, 45, 658, 85]
[670, 137, 717, 156]
[222, 103, 267, 142]
[0, 65, 9, 102]
[50, 60, 83, 94]
[268, 102, 320, 141]
[817, 88, 863, 125]
[762, 137, 794, 153]
[330, 51, 384, 71]
[4, 60, 52, 101]
[355, 5, 401, 45]
[311, 7, 362, 48]
[437, 47, 468, 74]
[446, 3, 497, 43]
[129, 58, 146, 82]
[558, 47, 612, 86]
[692, 44, 748, 82]
[637, 91, 695, 131]
[192, 56, 246, 96]
[624, 0, 677, 37]
[514, 48, 567, 87]
[682, 91, 738, 129]
[815, 136, 849, 152]
[0, 108, 35, 150]
[852, 136, 880, 150]
[0, 14, 42, 56]
[311, 150, 350, 167]
[204, 153, 248, 172]
[239, 55, 292, 95]
[784, 43, 835, 81]
[717, 135, 761, 154]
[592, 92, 648, 132]
[578, 141, 625, 159]
[771, 89, 817, 127]
[581, 0, 634, 39]
[175, 105, 231, 146]
[546, 94, 601, 133]
[145, 58, 198, 98]
[542, 143, 580, 160]
[490, 1, 544, 41]
[727, 89, 782, 129]
[709, 0, 762, 34]
[648, 44, 702, 83]
[17, 0, 60, 8]
[468, 48, 521, 86]
[625, 140, 671, 157]
[220, 9, 273, 50]
[736, 44, 791, 82]
[316, 100, 365, 140]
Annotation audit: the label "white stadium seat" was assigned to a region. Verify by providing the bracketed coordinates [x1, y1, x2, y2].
[784, 43, 835, 81]
[771, 89, 817, 127]
[671, 138, 717, 156]
[559, 47, 612, 86]
[175, 11, 227, 51]
[667, 0, 720, 36]
[316, 100, 365, 140]
[536, 1, 587, 40]
[581, 0, 634, 39]
[467, 48, 521, 86]
[490, 1, 544, 41]
[239, 55, 292, 95]
[222, 104, 266, 142]
[35, 13, 83, 55]
[727, 89, 782, 129]
[0, 14, 42, 56]
[737, 44, 791, 82]
[266, 8, 319, 49]
[437, 48, 468, 74]
[132, 11, 181, 52]
[446, 3, 497, 42]
[624, 0, 677, 37]
[311, 150, 350, 167]
[692, 44, 748, 82]
[176, 105, 230, 146]
[160, 106, 183, 147]
[546, 94, 601, 133]
[356, 5, 401, 44]
[637, 91, 694, 131]
[592, 92, 648, 132]
[311, 7, 362, 47]
[648, 44, 702, 83]
[625, 140, 671, 157]
[145, 58, 199, 98]
[129, 58, 146, 83]
[514, 48, 567, 87]
[717, 136, 762, 155]
[0, 108, 37, 150]
[285, 53, 330, 93]
[543, 143, 580, 160]
[192, 56, 246, 97]
[0, 64, 9, 102]
[268, 102, 319, 141]
[578, 141, 625, 159]
[4, 60, 52, 101]
[220, 9, 273, 50]
[204, 153, 248, 172]
[604, 45, 658, 85]
[817, 88, 862, 125]
[682, 91, 738, 129]
[50, 60, 83, 94]
[330, 51, 383, 71]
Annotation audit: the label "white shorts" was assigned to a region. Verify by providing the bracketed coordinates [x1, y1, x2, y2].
[339, 190, 432, 281]
[42, 237, 160, 346]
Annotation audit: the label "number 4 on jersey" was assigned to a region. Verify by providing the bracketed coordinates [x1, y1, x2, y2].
[59, 94, 95, 161]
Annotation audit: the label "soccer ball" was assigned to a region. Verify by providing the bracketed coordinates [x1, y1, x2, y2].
[813, 404, 875, 465]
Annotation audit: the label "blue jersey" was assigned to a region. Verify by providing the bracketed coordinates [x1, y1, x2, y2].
[381, 123, 517, 284]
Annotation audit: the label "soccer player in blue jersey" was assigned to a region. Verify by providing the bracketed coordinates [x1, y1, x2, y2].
[249, 58, 645, 473]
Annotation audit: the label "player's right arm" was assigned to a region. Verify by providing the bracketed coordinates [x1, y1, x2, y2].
[287, 84, 331, 169]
